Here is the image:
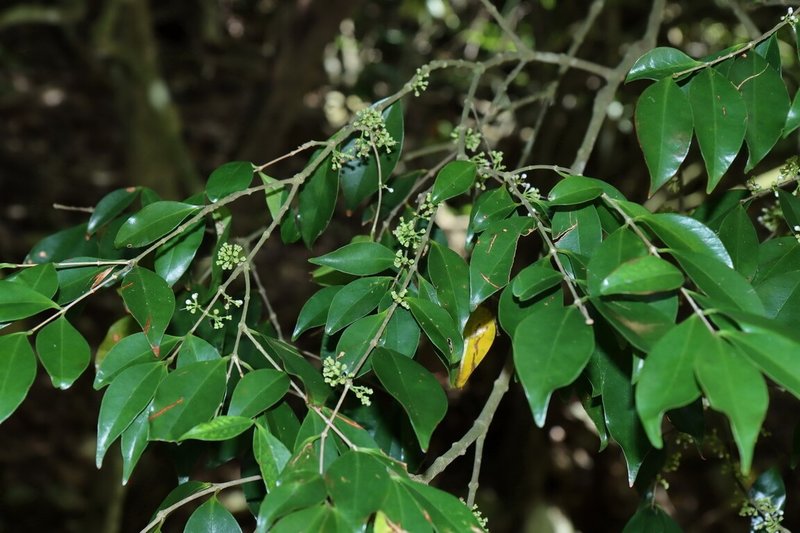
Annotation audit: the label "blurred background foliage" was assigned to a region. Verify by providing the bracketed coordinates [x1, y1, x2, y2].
[1, 0, 800, 531]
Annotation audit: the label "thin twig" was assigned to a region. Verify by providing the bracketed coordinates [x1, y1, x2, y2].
[250, 267, 284, 340]
[52, 203, 94, 213]
[467, 432, 486, 507]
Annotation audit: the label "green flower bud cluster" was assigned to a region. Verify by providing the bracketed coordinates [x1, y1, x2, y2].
[451, 126, 482, 152]
[412, 66, 430, 97]
[322, 357, 373, 406]
[216, 242, 246, 270]
[353, 107, 397, 159]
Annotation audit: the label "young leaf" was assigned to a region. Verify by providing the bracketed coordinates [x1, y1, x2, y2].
[406, 297, 464, 366]
[185, 496, 242, 533]
[35, 316, 91, 389]
[599, 255, 684, 296]
[114, 201, 199, 249]
[717, 205, 758, 279]
[427, 241, 471, 331]
[325, 451, 391, 522]
[0, 333, 37, 424]
[293, 286, 343, 340]
[0, 279, 59, 322]
[87, 187, 140, 235]
[227, 369, 290, 418]
[254, 423, 292, 490]
[513, 304, 595, 427]
[511, 259, 563, 301]
[309, 242, 395, 276]
[206, 161, 253, 203]
[148, 358, 227, 442]
[325, 276, 392, 334]
[298, 152, 339, 247]
[154, 221, 204, 286]
[687, 68, 747, 191]
[642, 213, 733, 267]
[635, 316, 707, 448]
[626, 47, 702, 82]
[96, 362, 166, 467]
[372, 349, 447, 451]
[455, 305, 496, 388]
[547, 175, 604, 206]
[120, 266, 175, 351]
[695, 339, 768, 473]
[634, 77, 693, 193]
[430, 160, 477, 204]
[179, 415, 254, 441]
[469, 216, 534, 309]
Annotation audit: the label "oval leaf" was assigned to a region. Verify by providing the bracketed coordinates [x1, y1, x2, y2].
[511, 259, 563, 301]
[599, 255, 684, 296]
[180, 415, 254, 441]
[0, 279, 59, 322]
[293, 286, 343, 340]
[627, 47, 702, 82]
[87, 187, 140, 235]
[185, 496, 242, 533]
[227, 369, 290, 418]
[154, 221, 205, 286]
[642, 213, 733, 268]
[428, 241, 471, 331]
[114, 201, 199, 249]
[547, 175, 604, 206]
[430, 160, 477, 204]
[298, 152, 339, 247]
[206, 161, 254, 203]
[325, 276, 392, 335]
[406, 297, 463, 366]
[35, 316, 91, 389]
[120, 266, 175, 350]
[309, 242, 395, 276]
[0, 333, 37, 423]
[325, 451, 392, 522]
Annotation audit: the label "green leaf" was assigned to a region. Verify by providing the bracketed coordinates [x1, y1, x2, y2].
[754, 34, 781, 73]
[671, 250, 764, 314]
[177, 334, 221, 367]
[293, 286, 343, 340]
[185, 496, 242, 533]
[634, 77, 693, 193]
[151, 481, 212, 519]
[591, 298, 675, 352]
[622, 505, 682, 533]
[120, 405, 149, 485]
[259, 173, 284, 220]
[325, 450, 391, 522]
[379, 481, 432, 533]
[340, 102, 404, 209]
[784, 88, 800, 137]
[687, 68, 747, 191]
[87, 187, 140, 235]
[298, 152, 339, 247]
[511, 258, 563, 301]
[717, 205, 758, 279]
[228, 369, 290, 418]
[378, 308, 420, 358]
[778, 189, 800, 231]
[148, 359, 227, 441]
[309, 242, 395, 276]
[94, 333, 177, 388]
[627, 47, 702, 82]
[755, 237, 800, 283]
[256, 474, 327, 531]
[695, 339, 767, 473]
[469, 216, 534, 309]
[154, 221, 204, 286]
[430, 160, 477, 204]
[467, 187, 517, 240]
[428, 241, 471, 331]
[114, 201, 199, 249]
[755, 270, 800, 327]
[53, 260, 105, 305]
[179, 415, 254, 441]
[748, 467, 786, 532]
[642, 213, 733, 267]
[406, 297, 463, 366]
[547, 175, 604, 206]
[372, 349, 447, 451]
[120, 266, 175, 350]
[635, 316, 708, 448]
[335, 312, 386, 375]
[96, 362, 165, 467]
[513, 304, 594, 427]
[253, 422, 292, 490]
[587, 227, 648, 294]
[727, 52, 790, 171]
[259, 335, 330, 405]
[325, 276, 392, 334]
[0, 279, 59, 322]
[26, 223, 98, 264]
[599, 255, 684, 296]
[402, 480, 484, 532]
[9, 263, 58, 299]
[35, 317, 90, 389]
[0, 333, 37, 423]
[727, 330, 800, 399]
[206, 161, 253, 203]
[271, 504, 352, 532]
[551, 204, 602, 260]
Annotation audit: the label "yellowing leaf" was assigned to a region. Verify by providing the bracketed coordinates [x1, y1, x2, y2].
[455, 305, 496, 388]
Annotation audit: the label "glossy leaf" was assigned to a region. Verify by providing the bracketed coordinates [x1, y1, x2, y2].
[406, 297, 463, 366]
[695, 339, 767, 473]
[513, 304, 594, 427]
[180, 415, 253, 441]
[622, 505, 682, 533]
[635, 316, 708, 448]
[87, 187, 140, 235]
[467, 186, 517, 240]
[253, 422, 292, 490]
[26, 223, 98, 264]
[727, 53, 789, 170]
[785, 88, 800, 137]
[642, 213, 733, 267]
[552, 204, 602, 262]
[469, 216, 534, 309]
[185, 496, 242, 533]
[778, 189, 800, 231]
[95, 333, 178, 389]
[591, 298, 675, 352]
[256, 474, 327, 531]
[727, 330, 800, 399]
[635, 77, 693, 193]
[430, 160, 477, 204]
[0, 279, 59, 322]
[754, 33, 781, 73]
[402, 480, 484, 532]
[120, 266, 175, 350]
[335, 312, 386, 374]
[35, 316, 90, 389]
[9, 263, 58, 299]
[378, 307, 420, 358]
[325, 277, 392, 334]
[717, 205, 758, 279]
[228, 369, 290, 418]
[154, 221, 204, 286]
[151, 481, 211, 519]
[373, 348, 447, 451]
[177, 334, 221, 367]
[755, 237, 800, 283]
[206, 160, 253, 203]
[259, 335, 330, 404]
[627, 47, 702, 82]
[120, 406, 149, 485]
[427, 241, 470, 331]
[114, 201, 198, 249]
[587, 227, 648, 293]
[0, 333, 37, 424]
[378, 482, 432, 533]
[511, 258, 562, 301]
[599, 255, 684, 296]
[755, 270, 800, 327]
[298, 152, 339, 247]
[339, 102, 404, 209]
[687, 68, 747, 191]
[96, 362, 165, 467]
[309, 242, 395, 276]
[148, 359, 227, 441]
[293, 286, 343, 340]
[547, 175, 604, 205]
[325, 450, 391, 522]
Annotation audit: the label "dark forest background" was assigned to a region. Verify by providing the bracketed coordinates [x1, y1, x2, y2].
[1, 1, 799, 532]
